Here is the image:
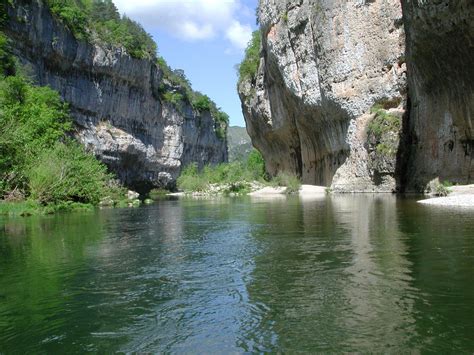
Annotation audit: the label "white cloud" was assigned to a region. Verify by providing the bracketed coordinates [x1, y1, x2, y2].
[113, 0, 253, 51]
[226, 20, 252, 50]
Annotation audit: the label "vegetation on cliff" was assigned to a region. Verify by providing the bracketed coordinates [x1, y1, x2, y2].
[0, 33, 126, 215]
[156, 57, 229, 139]
[45, 0, 157, 60]
[238, 30, 261, 84]
[367, 104, 401, 157]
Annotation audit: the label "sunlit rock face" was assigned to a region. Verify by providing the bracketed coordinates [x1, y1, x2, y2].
[400, 0, 474, 190]
[240, 0, 473, 192]
[239, 0, 406, 192]
[6, 0, 227, 191]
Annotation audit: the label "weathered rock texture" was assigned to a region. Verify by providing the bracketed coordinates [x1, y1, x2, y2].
[401, 0, 474, 190]
[239, 0, 473, 192]
[239, 0, 406, 192]
[6, 0, 227, 191]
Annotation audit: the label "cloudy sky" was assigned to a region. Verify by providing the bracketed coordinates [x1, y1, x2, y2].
[114, 0, 258, 127]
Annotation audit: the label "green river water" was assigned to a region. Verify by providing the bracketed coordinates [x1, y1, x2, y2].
[0, 195, 473, 353]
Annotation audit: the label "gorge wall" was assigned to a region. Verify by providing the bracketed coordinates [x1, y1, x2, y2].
[401, 0, 474, 190]
[239, 0, 473, 192]
[5, 0, 228, 191]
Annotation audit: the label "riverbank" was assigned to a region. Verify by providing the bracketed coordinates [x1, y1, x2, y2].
[0, 190, 152, 217]
[169, 183, 328, 198]
[418, 184, 474, 207]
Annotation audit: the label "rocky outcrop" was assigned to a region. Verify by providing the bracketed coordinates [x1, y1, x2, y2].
[239, 0, 406, 192]
[239, 0, 473, 192]
[400, 0, 474, 190]
[5, 0, 227, 191]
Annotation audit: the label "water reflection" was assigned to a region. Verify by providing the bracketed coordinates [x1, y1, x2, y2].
[0, 196, 473, 352]
[331, 195, 418, 351]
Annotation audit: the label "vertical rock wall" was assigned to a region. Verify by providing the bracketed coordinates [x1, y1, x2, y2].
[401, 0, 474, 190]
[240, 0, 473, 191]
[239, 0, 406, 192]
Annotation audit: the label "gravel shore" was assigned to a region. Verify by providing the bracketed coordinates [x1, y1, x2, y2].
[418, 194, 474, 207]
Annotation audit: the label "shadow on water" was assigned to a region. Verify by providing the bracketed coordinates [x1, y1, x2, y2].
[0, 196, 473, 352]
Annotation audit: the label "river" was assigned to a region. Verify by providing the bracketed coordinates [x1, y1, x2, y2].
[0, 195, 473, 352]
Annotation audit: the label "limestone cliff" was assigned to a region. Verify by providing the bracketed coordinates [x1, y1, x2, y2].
[5, 0, 227, 191]
[239, 0, 473, 192]
[400, 0, 474, 190]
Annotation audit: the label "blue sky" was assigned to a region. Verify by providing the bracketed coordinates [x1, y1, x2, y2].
[114, 0, 258, 127]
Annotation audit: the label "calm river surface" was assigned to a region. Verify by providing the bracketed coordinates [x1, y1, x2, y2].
[0, 195, 473, 353]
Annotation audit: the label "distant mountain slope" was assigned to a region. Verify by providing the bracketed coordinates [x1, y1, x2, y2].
[227, 126, 253, 162]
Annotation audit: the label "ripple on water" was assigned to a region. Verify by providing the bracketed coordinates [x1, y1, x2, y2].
[0, 196, 473, 352]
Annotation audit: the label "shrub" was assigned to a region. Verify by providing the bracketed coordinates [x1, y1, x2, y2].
[148, 188, 169, 199]
[0, 33, 15, 76]
[442, 180, 453, 188]
[27, 141, 112, 205]
[156, 54, 228, 141]
[176, 163, 209, 192]
[0, 74, 72, 195]
[238, 30, 261, 84]
[176, 149, 267, 194]
[271, 172, 301, 194]
[192, 94, 212, 112]
[367, 104, 401, 157]
[434, 184, 450, 197]
[426, 178, 452, 197]
[246, 149, 265, 180]
[162, 91, 183, 106]
[46, 0, 90, 40]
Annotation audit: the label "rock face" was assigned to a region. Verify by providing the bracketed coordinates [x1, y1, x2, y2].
[400, 0, 474, 190]
[239, 0, 473, 192]
[239, 0, 406, 192]
[5, 0, 227, 191]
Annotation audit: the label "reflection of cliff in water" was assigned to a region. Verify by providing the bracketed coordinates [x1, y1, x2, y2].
[396, 202, 474, 351]
[243, 195, 418, 351]
[330, 195, 417, 350]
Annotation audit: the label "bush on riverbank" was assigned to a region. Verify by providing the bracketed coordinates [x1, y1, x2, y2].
[270, 172, 301, 194]
[177, 149, 302, 195]
[177, 149, 267, 194]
